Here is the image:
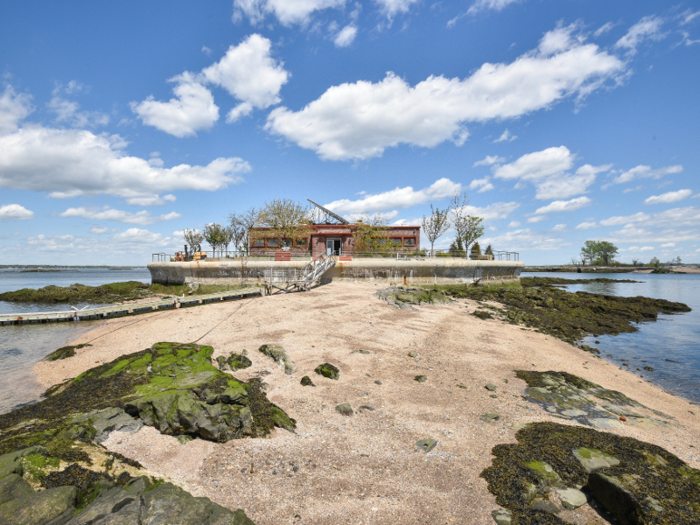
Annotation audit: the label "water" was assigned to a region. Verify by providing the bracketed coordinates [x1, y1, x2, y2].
[523, 272, 700, 404]
[0, 267, 151, 413]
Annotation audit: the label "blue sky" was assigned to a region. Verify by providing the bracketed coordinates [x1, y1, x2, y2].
[0, 0, 698, 265]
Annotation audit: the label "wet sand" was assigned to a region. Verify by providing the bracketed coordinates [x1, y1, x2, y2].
[33, 281, 700, 525]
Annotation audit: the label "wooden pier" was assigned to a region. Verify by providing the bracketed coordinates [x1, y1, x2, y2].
[0, 288, 262, 326]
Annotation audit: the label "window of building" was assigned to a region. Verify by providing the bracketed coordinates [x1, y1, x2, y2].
[377, 238, 387, 245]
[282, 238, 293, 247]
[252, 239, 264, 247]
[267, 239, 280, 247]
[296, 238, 307, 246]
[404, 238, 416, 246]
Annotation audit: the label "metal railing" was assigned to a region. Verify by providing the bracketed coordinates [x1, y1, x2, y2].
[427, 250, 519, 261]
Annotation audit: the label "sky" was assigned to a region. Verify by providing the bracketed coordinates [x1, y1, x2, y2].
[0, 0, 699, 266]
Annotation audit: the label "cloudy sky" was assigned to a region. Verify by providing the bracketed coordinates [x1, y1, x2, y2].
[1, 0, 698, 265]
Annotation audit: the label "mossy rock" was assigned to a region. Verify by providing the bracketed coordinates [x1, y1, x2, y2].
[216, 352, 252, 372]
[472, 310, 494, 320]
[300, 376, 315, 387]
[314, 363, 339, 380]
[258, 344, 296, 375]
[44, 344, 91, 362]
[481, 422, 700, 524]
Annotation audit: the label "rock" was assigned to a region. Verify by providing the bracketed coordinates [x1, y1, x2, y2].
[217, 352, 252, 372]
[531, 499, 561, 514]
[44, 344, 90, 361]
[300, 376, 315, 387]
[335, 403, 353, 416]
[1, 485, 77, 525]
[473, 310, 494, 320]
[491, 508, 512, 525]
[573, 448, 620, 472]
[374, 380, 382, 385]
[82, 407, 143, 443]
[561, 409, 587, 417]
[258, 344, 295, 375]
[358, 405, 375, 412]
[353, 350, 371, 355]
[0, 474, 34, 506]
[414, 375, 427, 383]
[416, 439, 437, 453]
[587, 417, 625, 430]
[407, 351, 417, 358]
[177, 435, 194, 445]
[314, 363, 339, 380]
[526, 461, 564, 487]
[555, 488, 587, 509]
[485, 384, 498, 391]
[588, 471, 643, 525]
[480, 413, 500, 422]
[0, 446, 47, 479]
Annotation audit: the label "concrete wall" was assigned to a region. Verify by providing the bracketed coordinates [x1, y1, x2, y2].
[148, 259, 524, 286]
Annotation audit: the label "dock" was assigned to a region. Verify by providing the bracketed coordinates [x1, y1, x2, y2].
[0, 288, 262, 325]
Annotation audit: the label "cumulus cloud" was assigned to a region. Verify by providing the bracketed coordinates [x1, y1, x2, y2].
[474, 155, 505, 167]
[527, 215, 547, 223]
[616, 15, 665, 55]
[575, 221, 597, 230]
[534, 196, 591, 214]
[660, 242, 676, 248]
[125, 194, 177, 207]
[233, 0, 346, 26]
[90, 226, 109, 234]
[468, 177, 494, 193]
[644, 189, 693, 205]
[551, 223, 566, 231]
[599, 212, 650, 227]
[113, 228, 167, 244]
[0, 86, 33, 136]
[266, 25, 625, 160]
[492, 146, 609, 200]
[468, 0, 521, 15]
[481, 228, 568, 251]
[0, 204, 34, 220]
[201, 34, 289, 122]
[375, 0, 420, 18]
[59, 207, 181, 225]
[47, 85, 109, 128]
[605, 207, 700, 245]
[0, 126, 250, 200]
[131, 73, 219, 137]
[334, 24, 358, 47]
[493, 129, 517, 143]
[325, 178, 461, 213]
[613, 164, 683, 184]
[456, 201, 520, 222]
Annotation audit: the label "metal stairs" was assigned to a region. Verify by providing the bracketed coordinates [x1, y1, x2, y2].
[262, 253, 336, 294]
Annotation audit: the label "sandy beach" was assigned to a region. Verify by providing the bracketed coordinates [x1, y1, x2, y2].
[33, 281, 700, 525]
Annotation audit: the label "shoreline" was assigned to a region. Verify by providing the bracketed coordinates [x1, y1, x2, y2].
[30, 281, 700, 524]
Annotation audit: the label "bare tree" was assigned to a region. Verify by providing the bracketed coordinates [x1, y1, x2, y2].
[450, 192, 484, 258]
[256, 199, 311, 245]
[229, 207, 258, 254]
[183, 229, 204, 254]
[421, 204, 451, 256]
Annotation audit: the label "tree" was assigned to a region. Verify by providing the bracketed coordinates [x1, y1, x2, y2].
[448, 237, 465, 257]
[450, 192, 484, 257]
[183, 229, 204, 254]
[484, 244, 494, 257]
[228, 207, 258, 254]
[256, 199, 311, 246]
[631, 258, 641, 267]
[421, 204, 451, 256]
[580, 240, 618, 266]
[353, 214, 395, 254]
[203, 223, 227, 257]
[649, 256, 660, 267]
[470, 242, 481, 259]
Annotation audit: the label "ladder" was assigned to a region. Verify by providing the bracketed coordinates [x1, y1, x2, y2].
[262, 253, 336, 294]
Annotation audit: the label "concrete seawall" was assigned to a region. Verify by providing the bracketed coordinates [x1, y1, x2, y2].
[148, 259, 524, 286]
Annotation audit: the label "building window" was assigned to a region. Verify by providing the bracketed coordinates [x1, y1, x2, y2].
[296, 238, 307, 246]
[267, 239, 280, 247]
[377, 239, 387, 245]
[404, 238, 416, 246]
[282, 238, 293, 247]
[252, 239, 264, 247]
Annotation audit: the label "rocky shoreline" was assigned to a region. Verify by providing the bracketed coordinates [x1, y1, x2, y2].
[10, 281, 700, 524]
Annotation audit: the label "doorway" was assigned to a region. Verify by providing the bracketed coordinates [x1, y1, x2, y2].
[326, 238, 342, 256]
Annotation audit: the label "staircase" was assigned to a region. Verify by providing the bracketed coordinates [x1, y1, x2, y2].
[300, 253, 336, 290]
[262, 253, 336, 294]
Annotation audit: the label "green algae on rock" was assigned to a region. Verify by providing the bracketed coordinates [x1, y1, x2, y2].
[43, 344, 91, 362]
[375, 286, 452, 310]
[515, 370, 671, 429]
[258, 344, 296, 375]
[431, 281, 690, 344]
[216, 352, 252, 372]
[300, 376, 315, 387]
[314, 363, 339, 380]
[481, 422, 700, 524]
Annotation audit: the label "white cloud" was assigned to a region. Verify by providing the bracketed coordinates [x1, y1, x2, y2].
[0, 204, 34, 220]
[680, 9, 700, 26]
[575, 221, 598, 230]
[599, 212, 650, 227]
[474, 155, 505, 167]
[481, 228, 568, 251]
[468, 0, 521, 15]
[492, 146, 608, 199]
[468, 177, 494, 193]
[113, 228, 166, 244]
[0, 86, 33, 136]
[551, 223, 566, 231]
[374, 0, 420, 18]
[0, 126, 250, 199]
[48, 97, 109, 128]
[125, 194, 177, 207]
[233, 0, 346, 26]
[90, 226, 109, 234]
[334, 24, 358, 47]
[59, 207, 181, 225]
[202, 46, 212, 56]
[613, 164, 683, 184]
[201, 34, 289, 122]
[534, 196, 591, 214]
[131, 73, 219, 137]
[594, 22, 615, 37]
[493, 128, 517, 143]
[644, 189, 693, 205]
[660, 242, 676, 248]
[615, 15, 665, 55]
[623, 185, 644, 193]
[266, 25, 624, 160]
[527, 215, 547, 223]
[458, 201, 520, 221]
[626, 245, 655, 252]
[325, 178, 461, 213]
[508, 221, 521, 228]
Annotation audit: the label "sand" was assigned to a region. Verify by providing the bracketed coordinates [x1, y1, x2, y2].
[33, 281, 700, 525]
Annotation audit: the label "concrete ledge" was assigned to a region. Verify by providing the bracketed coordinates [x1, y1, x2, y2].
[148, 259, 524, 286]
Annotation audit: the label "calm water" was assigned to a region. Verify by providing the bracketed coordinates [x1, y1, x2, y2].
[0, 267, 151, 413]
[523, 272, 700, 404]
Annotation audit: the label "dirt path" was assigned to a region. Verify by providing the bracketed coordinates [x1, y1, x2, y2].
[34, 281, 700, 525]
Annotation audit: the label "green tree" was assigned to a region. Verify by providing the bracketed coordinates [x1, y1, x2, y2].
[484, 244, 493, 257]
[256, 199, 311, 246]
[649, 256, 660, 267]
[203, 223, 227, 257]
[450, 192, 484, 257]
[470, 241, 481, 259]
[353, 214, 397, 254]
[580, 240, 618, 266]
[421, 204, 451, 256]
[448, 237, 465, 257]
[183, 229, 204, 254]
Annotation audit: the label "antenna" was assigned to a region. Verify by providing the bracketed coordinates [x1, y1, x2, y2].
[307, 199, 349, 225]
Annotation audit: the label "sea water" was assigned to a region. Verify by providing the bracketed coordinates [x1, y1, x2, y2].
[523, 272, 700, 404]
[0, 267, 151, 413]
